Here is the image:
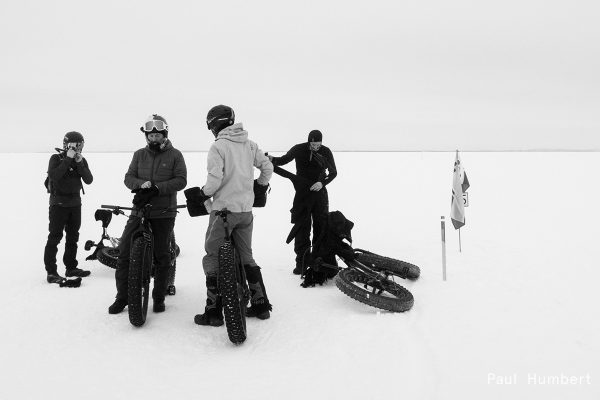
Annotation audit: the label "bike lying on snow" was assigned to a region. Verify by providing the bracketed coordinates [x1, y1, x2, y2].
[271, 165, 420, 313]
[306, 251, 419, 313]
[299, 211, 420, 313]
[336, 250, 418, 312]
[85, 205, 181, 295]
[86, 204, 185, 327]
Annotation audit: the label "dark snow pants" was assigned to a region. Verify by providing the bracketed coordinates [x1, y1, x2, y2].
[114, 215, 175, 302]
[44, 205, 81, 274]
[293, 188, 329, 268]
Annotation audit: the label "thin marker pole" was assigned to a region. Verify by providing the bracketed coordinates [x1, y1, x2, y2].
[441, 216, 447, 281]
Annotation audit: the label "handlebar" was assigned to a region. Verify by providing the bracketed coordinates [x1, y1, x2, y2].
[101, 204, 187, 214]
[101, 204, 134, 211]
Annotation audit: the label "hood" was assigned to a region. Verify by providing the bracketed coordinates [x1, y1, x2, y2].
[216, 123, 248, 143]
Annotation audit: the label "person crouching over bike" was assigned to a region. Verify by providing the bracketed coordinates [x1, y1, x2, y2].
[194, 105, 273, 326]
[108, 114, 187, 315]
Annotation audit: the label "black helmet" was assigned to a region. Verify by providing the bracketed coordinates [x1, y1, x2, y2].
[140, 114, 169, 137]
[63, 131, 85, 151]
[206, 105, 235, 135]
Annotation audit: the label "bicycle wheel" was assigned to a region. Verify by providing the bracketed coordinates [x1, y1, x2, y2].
[128, 235, 153, 327]
[335, 268, 414, 312]
[355, 249, 420, 280]
[97, 247, 119, 269]
[170, 231, 181, 258]
[218, 240, 247, 345]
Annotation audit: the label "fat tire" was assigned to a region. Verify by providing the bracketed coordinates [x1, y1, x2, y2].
[97, 247, 119, 269]
[170, 231, 181, 258]
[166, 236, 177, 296]
[355, 249, 420, 280]
[218, 240, 247, 345]
[128, 235, 152, 327]
[335, 268, 414, 312]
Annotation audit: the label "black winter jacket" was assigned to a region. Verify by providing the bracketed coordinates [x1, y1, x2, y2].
[271, 143, 337, 187]
[47, 154, 93, 207]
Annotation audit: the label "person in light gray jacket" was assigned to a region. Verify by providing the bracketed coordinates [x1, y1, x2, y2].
[194, 105, 274, 327]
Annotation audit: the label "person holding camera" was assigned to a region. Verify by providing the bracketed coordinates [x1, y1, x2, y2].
[44, 131, 93, 284]
[108, 114, 187, 315]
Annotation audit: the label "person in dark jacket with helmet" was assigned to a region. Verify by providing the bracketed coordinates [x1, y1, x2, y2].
[44, 131, 93, 284]
[108, 114, 187, 315]
[268, 130, 337, 275]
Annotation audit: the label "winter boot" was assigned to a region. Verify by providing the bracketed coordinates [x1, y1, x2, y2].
[108, 298, 127, 314]
[153, 299, 165, 313]
[292, 264, 303, 275]
[65, 268, 91, 278]
[246, 303, 272, 319]
[194, 276, 224, 327]
[47, 273, 64, 284]
[244, 265, 272, 320]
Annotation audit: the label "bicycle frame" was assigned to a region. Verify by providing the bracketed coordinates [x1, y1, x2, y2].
[314, 256, 398, 293]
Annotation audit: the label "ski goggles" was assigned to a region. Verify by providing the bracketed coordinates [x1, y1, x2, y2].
[142, 120, 168, 132]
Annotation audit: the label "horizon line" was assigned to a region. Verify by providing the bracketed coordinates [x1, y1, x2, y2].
[14, 149, 600, 154]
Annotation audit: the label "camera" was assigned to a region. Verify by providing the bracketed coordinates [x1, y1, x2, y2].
[66, 142, 83, 153]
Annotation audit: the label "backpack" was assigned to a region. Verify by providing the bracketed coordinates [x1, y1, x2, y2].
[44, 174, 53, 194]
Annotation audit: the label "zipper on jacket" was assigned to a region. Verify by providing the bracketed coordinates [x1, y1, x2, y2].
[150, 150, 157, 185]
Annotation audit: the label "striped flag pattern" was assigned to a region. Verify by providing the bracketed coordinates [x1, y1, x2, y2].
[450, 150, 470, 229]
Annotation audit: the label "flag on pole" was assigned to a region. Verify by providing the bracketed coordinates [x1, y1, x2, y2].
[450, 150, 470, 229]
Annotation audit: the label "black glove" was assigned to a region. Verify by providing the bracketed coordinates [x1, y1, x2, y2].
[132, 185, 159, 208]
[184, 187, 211, 217]
[253, 180, 270, 207]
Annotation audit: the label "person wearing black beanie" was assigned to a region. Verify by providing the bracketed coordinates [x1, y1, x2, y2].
[268, 130, 337, 275]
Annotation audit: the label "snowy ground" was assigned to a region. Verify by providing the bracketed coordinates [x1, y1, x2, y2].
[0, 151, 598, 400]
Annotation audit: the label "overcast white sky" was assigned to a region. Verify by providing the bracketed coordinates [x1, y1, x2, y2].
[1, 0, 599, 152]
